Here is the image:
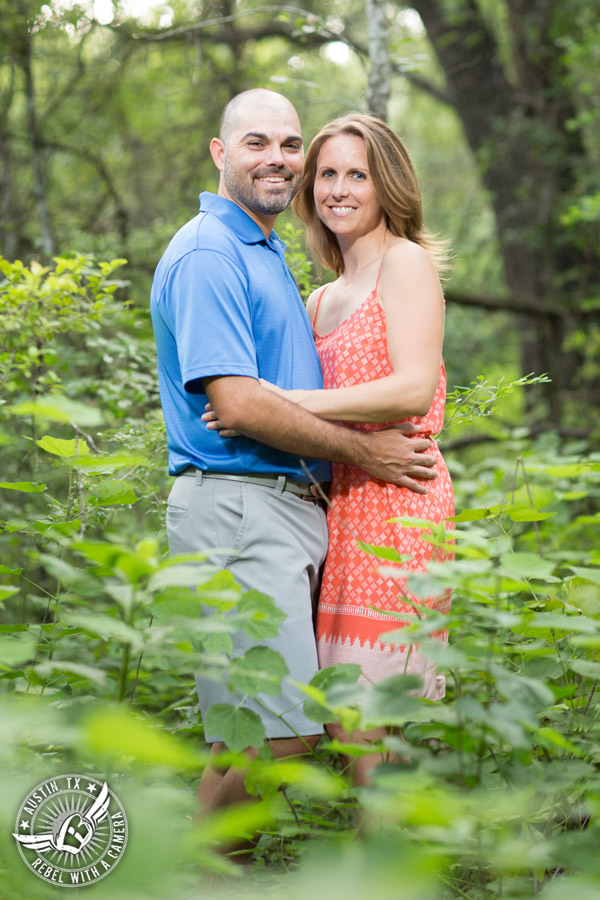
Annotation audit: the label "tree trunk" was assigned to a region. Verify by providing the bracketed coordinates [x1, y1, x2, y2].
[410, 0, 598, 424]
[20, 30, 55, 259]
[365, 0, 390, 121]
[0, 66, 17, 260]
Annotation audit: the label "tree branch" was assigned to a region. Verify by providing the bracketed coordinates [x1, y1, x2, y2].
[128, 3, 453, 106]
[130, 5, 363, 58]
[6, 131, 129, 245]
[391, 63, 454, 106]
[445, 289, 568, 319]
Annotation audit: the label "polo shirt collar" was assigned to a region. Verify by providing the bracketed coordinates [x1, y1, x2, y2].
[199, 191, 283, 247]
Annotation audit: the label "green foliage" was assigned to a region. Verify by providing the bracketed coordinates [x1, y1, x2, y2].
[2, 251, 600, 898]
[440, 372, 553, 439]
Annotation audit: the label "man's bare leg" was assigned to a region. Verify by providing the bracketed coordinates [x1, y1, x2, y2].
[195, 734, 321, 862]
[202, 734, 321, 810]
[196, 741, 229, 814]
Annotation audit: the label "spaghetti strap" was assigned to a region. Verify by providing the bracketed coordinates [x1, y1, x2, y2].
[311, 285, 329, 329]
[374, 263, 383, 292]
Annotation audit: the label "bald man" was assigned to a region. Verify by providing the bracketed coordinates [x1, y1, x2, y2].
[150, 89, 436, 813]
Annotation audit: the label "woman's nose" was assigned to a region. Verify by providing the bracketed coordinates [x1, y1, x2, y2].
[331, 176, 348, 197]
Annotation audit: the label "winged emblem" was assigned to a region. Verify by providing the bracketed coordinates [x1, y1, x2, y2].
[13, 782, 110, 856]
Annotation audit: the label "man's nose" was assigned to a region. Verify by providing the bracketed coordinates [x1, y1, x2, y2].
[265, 144, 286, 167]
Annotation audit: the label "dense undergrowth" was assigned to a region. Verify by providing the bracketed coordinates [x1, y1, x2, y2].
[1, 255, 600, 900]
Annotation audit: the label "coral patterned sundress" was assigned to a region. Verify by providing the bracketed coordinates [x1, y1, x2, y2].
[314, 280, 454, 699]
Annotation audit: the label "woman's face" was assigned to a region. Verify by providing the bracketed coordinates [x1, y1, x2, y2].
[313, 133, 385, 239]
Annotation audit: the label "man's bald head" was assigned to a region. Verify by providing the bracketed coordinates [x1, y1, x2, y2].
[219, 89, 300, 146]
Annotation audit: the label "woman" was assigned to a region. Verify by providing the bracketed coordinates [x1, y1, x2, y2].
[268, 114, 453, 693]
[206, 115, 454, 777]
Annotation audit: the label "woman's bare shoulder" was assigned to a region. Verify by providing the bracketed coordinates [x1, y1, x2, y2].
[381, 238, 434, 276]
[379, 240, 442, 307]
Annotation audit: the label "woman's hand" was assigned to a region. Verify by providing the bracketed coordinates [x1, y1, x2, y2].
[259, 379, 309, 405]
[201, 402, 239, 437]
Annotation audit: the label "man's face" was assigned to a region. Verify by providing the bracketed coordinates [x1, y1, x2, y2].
[218, 104, 304, 220]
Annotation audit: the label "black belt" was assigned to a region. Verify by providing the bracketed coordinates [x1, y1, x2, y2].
[178, 468, 326, 502]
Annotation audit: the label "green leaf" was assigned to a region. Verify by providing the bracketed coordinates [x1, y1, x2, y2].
[34, 660, 107, 685]
[201, 633, 234, 655]
[9, 396, 102, 427]
[356, 540, 413, 562]
[148, 562, 217, 593]
[504, 505, 555, 522]
[229, 647, 289, 697]
[38, 554, 103, 597]
[361, 674, 423, 727]
[61, 613, 144, 650]
[449, 508, 492, 523]
[203, 703, 266, 752]
[84, 707, 207, 768]
[536, 726, 578, 754]
[0, 585, 19, 604]
[0, 481, 47, 492]
[36, 435, 89, 458]
[0, 634, 37, 667]
[73, 452, 147, 473]
[303, 663, 361, 723]
[499, 552, 556, 579]
[569, 659, 600, 679]
[89, 478, 138, 506]
[510, 485, 555, 509]
[524, 613, 598, 634]
[236, 590, 286, 639]
[0, 566, 22, 575]
[569, 565, 600, 584]
[544, 463, 594, 477]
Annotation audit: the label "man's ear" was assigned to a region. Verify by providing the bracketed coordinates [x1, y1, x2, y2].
[210, 138, 225, 171]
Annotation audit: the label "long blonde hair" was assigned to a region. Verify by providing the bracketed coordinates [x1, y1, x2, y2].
[293, 114, 449, 277]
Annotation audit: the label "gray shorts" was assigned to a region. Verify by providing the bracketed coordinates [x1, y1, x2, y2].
[166, 472, 328, 741]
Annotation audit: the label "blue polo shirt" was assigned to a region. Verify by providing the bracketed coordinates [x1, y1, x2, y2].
[151, 192, 331, 482]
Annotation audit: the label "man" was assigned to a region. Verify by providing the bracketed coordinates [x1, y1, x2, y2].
[150, 89, 436, 812]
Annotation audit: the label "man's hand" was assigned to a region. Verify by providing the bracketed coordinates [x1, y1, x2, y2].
[362, 423, 437, 494]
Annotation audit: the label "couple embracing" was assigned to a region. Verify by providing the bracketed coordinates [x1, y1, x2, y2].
[150, 88, 454, 808]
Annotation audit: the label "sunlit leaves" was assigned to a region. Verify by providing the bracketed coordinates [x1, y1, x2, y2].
[0, 481, 47, 492]
[84, 706, 208, 769]
[36, 434, 89, 458]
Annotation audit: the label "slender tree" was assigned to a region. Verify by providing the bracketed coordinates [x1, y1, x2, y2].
[365, 0, 390, 120]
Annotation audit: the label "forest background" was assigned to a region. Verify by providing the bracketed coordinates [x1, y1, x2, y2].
[1, 1, 600, 899]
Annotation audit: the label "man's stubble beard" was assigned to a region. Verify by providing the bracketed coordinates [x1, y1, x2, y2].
[223, 156, 302, 216]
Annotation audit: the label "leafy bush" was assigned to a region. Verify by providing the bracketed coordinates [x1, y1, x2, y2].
[1, 255, 600, 900]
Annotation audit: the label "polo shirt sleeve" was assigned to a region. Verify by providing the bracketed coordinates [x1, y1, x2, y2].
[163, 248, 258, 393]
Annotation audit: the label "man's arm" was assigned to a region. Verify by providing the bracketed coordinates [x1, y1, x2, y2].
[204, 375, 437, 493]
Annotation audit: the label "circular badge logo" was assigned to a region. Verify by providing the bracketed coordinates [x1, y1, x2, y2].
[13, 774, 128, 887]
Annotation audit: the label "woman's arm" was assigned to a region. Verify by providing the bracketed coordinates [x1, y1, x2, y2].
[262, 241, 444, 423]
